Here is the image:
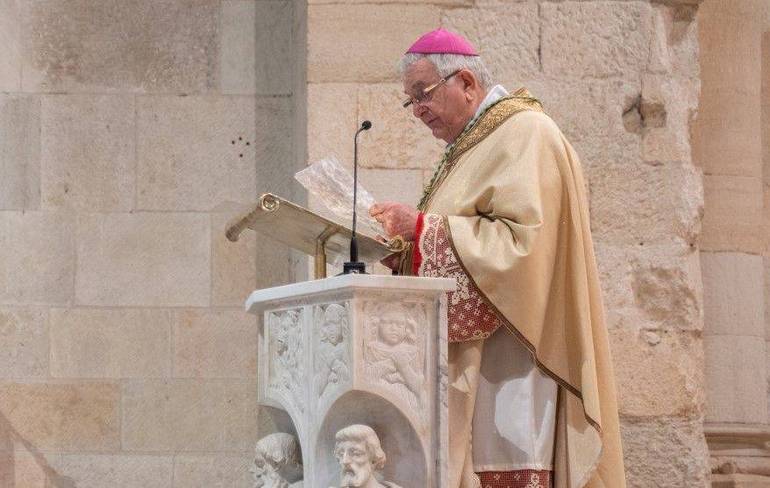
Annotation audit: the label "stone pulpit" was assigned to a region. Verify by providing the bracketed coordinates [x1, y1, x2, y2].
[244, 273, 454, 488]
[228, 194, 456, 487]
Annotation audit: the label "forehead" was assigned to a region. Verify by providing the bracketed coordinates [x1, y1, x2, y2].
[379, 307, 405, 319]
[338, 439, 365, 450]
[402, 58, 440, 92]
[380, 315, 403, 325]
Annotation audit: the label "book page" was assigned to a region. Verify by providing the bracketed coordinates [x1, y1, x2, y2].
[295, 156, 383, 239]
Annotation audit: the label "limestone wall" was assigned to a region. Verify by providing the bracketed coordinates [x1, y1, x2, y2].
[305, 1, 709, 487]
[0, 1, 298, 486]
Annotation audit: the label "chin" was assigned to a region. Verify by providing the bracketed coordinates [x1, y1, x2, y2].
[341, 472, 366, 487]
[340, 476, 358, 486]
[431, 127, 449, 142]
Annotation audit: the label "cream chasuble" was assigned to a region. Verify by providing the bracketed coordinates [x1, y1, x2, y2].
[405, 93, 626, 488]
[419, 86, 559, 477]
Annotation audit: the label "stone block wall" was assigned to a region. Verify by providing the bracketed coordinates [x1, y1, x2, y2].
[0, 1, 298, 486]
[305, 1, 709, 487]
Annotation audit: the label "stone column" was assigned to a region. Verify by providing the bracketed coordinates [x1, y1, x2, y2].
[695, 1, 770, 485]
[764, 29, 770, 431]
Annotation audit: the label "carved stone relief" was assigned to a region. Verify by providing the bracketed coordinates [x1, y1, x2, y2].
[314, 303, 351, 403]
[251, 432, 304, 488]
[332, 425, 403, 488]
[362, 302, 427, 416]
[249, 277, 453, 488]
[268, 309, 305, 414]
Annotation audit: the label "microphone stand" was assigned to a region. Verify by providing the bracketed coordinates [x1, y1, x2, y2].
[343, 120, 372, 274]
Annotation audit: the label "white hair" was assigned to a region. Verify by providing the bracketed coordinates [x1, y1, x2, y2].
[255, 432, 302, 467]
[399, 52, 493, 90]
[334, 424, 386, 470]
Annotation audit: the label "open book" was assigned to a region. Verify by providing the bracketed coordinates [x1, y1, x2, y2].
[294, 156, 383, 240]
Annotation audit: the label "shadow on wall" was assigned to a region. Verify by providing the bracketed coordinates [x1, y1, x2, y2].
[0, 413, 76, 488]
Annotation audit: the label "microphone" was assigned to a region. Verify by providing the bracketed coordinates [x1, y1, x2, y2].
[343, 120, 372, 275]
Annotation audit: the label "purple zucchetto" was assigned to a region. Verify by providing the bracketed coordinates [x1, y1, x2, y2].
[405, 28, 479, 56]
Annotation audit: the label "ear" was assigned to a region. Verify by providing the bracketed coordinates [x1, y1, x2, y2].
[457, 69, 479, 92]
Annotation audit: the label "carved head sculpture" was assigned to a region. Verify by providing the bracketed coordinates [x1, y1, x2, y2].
[334, 425, 386, 488]
[320, 304, 347, 346]
[251, 432, 303, 488]
[376, 308, 416, 347]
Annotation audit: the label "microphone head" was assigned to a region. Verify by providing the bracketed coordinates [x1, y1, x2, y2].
[361, 120, 372, 130]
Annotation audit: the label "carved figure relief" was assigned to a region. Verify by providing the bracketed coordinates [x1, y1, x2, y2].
[251, 433, 304, 488]
[332, 425, 402, 488]
[314, 303, 351, 402]
[268, 309, 305, 413]
[363, 303, 426, 413]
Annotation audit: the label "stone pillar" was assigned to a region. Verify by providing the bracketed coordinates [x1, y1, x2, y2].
[695, 1, 770, 485]
[764, 30, 770, 425]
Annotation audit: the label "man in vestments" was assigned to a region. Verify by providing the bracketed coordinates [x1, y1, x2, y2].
[370, 29, 626, 488]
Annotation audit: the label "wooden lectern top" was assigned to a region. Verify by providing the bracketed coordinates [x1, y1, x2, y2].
[225, 194, 403, 276]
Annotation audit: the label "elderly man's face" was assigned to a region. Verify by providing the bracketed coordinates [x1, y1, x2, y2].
[403, 58, 473, 143]
[336, 439, 375, 487]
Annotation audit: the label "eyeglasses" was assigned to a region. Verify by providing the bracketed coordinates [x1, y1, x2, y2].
[402, 70, 462, 109]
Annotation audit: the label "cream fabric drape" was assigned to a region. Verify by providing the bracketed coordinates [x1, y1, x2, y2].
[418, 99, 625, 488]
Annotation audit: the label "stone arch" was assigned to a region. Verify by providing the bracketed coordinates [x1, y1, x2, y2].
[314, 390, 428, 488]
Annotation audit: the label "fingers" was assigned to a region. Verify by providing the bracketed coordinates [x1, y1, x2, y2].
[371, 203, 418, 239]
[369, 202, 393, 216]
[371, 202, 394, 226]
[369, 201, 403, 216]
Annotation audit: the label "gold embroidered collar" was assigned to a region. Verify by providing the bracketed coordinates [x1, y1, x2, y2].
[418, 88, 544, 211]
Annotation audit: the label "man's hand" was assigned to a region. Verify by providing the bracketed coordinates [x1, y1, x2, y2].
[369, 202, 419, 241]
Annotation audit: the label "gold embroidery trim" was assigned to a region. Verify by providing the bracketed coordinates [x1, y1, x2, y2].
[419, 92, 544, 212]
